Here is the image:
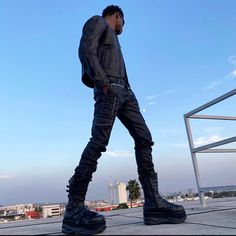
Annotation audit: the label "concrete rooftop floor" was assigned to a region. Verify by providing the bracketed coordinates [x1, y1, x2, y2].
[0, 197, 236, 235]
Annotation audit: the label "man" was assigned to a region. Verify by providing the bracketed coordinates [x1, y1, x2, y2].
[62, 5, 187, 235]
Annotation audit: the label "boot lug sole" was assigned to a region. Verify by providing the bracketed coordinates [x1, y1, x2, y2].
[144, 211, 187, 225]
[62, 221, 106, 234]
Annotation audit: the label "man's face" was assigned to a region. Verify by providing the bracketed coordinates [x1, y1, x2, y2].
[115, 13, 124, 35]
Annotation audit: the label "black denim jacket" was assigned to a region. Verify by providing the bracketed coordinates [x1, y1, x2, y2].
[78, 15, 128, 88]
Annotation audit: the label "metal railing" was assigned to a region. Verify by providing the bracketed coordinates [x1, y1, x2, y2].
[184, 89, 236, 206]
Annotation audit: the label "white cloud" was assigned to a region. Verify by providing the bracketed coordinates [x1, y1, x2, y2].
[202, 126, 222, 134]
[0, 175, 12, 181]
[203, 56, 236, 90]
[144, 88, 178, 111]
[172, 143, 188, 148]
[204, 80, 223, 90]
[147, 102, 156, 106]
[226, 69, 236, 79]
[146, 95, 160, 100]
[145, 88, 177, 102]
[159, 128, 186, 135]
[226, 55, 236, 79]
[104, 150, 133, 158]
[165, 89, 175, 94]
[228, 56, 236, 65]
[194, 134, 224, 146]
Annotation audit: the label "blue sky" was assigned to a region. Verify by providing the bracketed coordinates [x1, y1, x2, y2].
[0, 0, 236, 205]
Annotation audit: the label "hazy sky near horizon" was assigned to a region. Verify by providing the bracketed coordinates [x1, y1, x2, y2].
[1, 0, 236, 206]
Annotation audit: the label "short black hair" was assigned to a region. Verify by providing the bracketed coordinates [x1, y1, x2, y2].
[102, 5, 124, 19]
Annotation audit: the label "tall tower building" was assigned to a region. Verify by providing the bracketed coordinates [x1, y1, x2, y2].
[108, 180, 127, 205]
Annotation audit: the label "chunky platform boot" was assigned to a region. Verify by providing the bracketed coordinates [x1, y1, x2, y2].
[139, 172, 187, 225]
[62, 175, 106, 234]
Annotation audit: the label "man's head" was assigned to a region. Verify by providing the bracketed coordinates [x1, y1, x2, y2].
[102, 5, 124, 35]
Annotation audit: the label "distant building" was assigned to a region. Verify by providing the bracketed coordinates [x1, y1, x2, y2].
[42, 205, 60, 218]
[108, 180, 127, 205]
[0, 204, 34, 213]
[25, 211, 40, 219]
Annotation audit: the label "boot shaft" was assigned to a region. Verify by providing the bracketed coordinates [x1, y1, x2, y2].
[67, 175, 91, 204]
[139, 172, 187, 213]
[139, 172, 160, 209]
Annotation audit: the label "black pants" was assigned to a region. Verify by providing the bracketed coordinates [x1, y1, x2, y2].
[75, 78, 155, 180]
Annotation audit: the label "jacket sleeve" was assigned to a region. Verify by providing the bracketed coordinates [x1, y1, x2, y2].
[79, 16, 109, 88]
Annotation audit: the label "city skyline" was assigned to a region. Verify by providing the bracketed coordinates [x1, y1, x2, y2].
[1, 0, 236, 206]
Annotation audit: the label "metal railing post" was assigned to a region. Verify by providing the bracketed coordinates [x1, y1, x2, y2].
[184, 89, 236, 207]
[184, 116, 206, 206]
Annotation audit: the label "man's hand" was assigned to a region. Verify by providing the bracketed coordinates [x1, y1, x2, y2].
[102, 83, 110, 95]
[94, 80, 110, 95]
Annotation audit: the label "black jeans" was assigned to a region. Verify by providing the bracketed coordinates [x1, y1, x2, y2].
[74, 78, 155, 180]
